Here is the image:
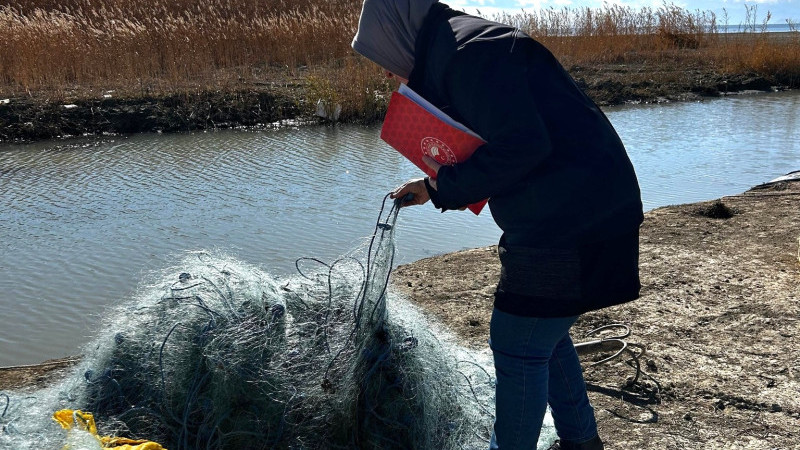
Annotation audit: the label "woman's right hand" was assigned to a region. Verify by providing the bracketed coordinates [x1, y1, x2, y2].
[390, 178, 430, 207]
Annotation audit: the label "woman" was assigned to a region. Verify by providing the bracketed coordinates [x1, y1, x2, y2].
[352, 1, 643, 449]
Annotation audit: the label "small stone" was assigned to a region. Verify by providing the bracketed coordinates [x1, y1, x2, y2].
[771, 403, 782, 413]
[683, 412, 693, 421]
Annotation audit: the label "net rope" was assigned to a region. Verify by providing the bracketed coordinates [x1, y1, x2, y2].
[0, 194, 526, 449]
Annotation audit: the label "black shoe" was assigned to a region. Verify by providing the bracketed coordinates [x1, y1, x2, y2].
[557, 435, 605, 450]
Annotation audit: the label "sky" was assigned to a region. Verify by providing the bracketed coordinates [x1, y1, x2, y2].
[442, 0, 798, 27]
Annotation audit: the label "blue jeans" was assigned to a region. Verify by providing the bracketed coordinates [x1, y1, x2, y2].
[489, 308, 597, 449]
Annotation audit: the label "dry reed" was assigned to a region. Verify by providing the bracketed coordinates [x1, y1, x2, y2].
[0, 0, 362, 89]
[0, 1, 797, 120]
[499, 3, 799, 71]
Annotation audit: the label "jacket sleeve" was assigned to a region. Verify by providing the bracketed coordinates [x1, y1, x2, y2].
[432, 44, 553, 210]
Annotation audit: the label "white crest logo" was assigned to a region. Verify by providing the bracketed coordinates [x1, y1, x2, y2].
[420, 137, 456, 165]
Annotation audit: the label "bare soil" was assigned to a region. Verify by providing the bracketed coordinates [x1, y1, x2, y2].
[391, 179, 800, 449]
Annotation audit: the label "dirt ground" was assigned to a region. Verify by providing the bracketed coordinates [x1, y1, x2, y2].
[391, 179, 800, 449]
[0, 357, 81, 392]
[1, 180, 798, 448]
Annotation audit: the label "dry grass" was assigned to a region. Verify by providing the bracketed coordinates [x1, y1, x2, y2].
[500, 3, 800, 75]
[306, 57, 393, 122]
[0, 0, 363, 89]
[0, 1, 797, 120]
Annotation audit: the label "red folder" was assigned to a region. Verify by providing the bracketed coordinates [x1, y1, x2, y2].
[380, 85, 488, 215]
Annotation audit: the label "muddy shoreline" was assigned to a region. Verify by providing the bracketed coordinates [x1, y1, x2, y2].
[0, 64, 792, 144]
[0, 88, 305, 143]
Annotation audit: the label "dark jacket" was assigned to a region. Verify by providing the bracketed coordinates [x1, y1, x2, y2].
[408, 4, 644, 317]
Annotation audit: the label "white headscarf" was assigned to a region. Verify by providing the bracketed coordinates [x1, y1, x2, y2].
[351, 0, 438, 79]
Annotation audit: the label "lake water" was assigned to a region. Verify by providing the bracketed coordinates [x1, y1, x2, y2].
[718, 23, 796, 33]
[1, 90, 799, 366]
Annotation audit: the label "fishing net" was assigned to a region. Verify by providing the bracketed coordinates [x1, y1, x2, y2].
[1, 195, 559, 449]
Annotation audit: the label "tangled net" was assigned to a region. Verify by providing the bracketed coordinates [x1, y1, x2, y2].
[1, 195, 520, 449]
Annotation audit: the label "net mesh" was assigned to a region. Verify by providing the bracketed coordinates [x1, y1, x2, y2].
[1, 196, 557, 449]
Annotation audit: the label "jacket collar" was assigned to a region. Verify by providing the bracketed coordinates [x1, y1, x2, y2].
[407, 2, 463, 103]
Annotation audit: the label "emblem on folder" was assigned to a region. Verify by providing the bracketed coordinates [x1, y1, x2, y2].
[420, 137, 457, 165]
[380, 83, 488, 215]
